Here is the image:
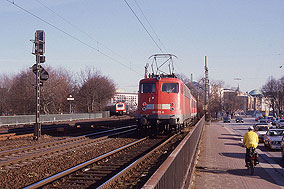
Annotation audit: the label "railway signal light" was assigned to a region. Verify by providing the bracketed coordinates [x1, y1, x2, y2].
[32, 64, 49, 81]
[35, 30, 45, 55]
[36, 55, 45, 63]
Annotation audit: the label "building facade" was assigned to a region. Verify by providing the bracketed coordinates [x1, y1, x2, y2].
[110, 92, 138, 112]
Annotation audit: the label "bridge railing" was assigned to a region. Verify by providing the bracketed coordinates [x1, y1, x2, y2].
[0, 111, 110, 127]
[142, 116, 205, 189]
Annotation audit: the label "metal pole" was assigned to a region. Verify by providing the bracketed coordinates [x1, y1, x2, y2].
[34, 54, 41, 140]
[204, 56, 209, 120]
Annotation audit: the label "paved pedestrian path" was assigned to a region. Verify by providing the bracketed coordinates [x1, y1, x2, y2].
[191, 121, 284, 189]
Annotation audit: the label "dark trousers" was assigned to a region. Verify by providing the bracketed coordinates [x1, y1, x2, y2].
[245, 147, 259, 165]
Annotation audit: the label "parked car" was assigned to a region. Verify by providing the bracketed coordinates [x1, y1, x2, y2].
[270, 117, 277, 126]
[254, 123, 270, 142]
[223, 117, 231, 123]
[255, 116, 263, 121]
[259, 118, 269, 123]
[281, 136, 284, 159]
[263, 129, 284, 150]
[277, 119, 284, 128]
[235, 117, 244, 123]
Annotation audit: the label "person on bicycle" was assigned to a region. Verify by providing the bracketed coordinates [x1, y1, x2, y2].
[243, 126, 259, 167]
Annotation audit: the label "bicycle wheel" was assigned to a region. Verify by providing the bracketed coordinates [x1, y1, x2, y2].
[249, 165, 254, 175]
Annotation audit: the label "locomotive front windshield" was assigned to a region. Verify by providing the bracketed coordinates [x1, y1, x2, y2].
[117, 104, 124, 108]
[162, 83, 179, 93]
[140, 83, 156, 93]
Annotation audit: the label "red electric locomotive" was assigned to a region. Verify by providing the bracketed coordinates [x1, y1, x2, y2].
[136, 54, 197, 134]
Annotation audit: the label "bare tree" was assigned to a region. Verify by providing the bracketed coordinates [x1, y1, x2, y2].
[7, 69, 36, 114]
[0, 74, 13, 115]
[278, 77, 284, 114]
[208, 80, 224, 118]
[75, 68, 116, 113]
[261, 76, 284, 116]
[41, 66, 74, 114]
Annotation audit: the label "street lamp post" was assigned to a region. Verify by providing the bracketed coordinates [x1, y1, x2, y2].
[67, 95, 74, 113]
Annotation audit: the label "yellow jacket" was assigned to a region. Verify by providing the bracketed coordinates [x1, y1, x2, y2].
[243, 131, 259, 148]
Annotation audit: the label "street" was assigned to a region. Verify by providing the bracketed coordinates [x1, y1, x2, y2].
[222, 117, 284, 185]
[192, 118, 284, 189]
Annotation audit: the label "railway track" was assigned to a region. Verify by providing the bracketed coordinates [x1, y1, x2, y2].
[24, 132, 185, 188]
[0, 125, 136, 168]
[0, 116, 136, 140]
[0, 133, 33, 140]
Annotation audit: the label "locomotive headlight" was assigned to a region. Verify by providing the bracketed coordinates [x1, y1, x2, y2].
[170, 103, 174, 107]
[142, 102, 147, 106]
[170, 107, 174, 111]
[142, 107, 147, 111]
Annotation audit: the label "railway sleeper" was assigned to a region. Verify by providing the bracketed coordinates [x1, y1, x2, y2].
[90, 165, 121, 170]
[66, 180, 95, 184]
[70, 176, 102, 180]
[86, 170, 112, 174]
[76, 173, 106, 177]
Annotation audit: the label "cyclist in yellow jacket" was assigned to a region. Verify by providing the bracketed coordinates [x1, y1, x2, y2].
[243, 126, 259, 166]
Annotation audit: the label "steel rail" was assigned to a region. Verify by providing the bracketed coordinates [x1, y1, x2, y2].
[97, 134, 177, 189]
[24, 137, 148, 189]
[0, 125, 136, 156]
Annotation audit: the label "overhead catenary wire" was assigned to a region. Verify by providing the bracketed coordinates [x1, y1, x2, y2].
[34, 0, 136, 68]
[123, 0, 164, 54]
[5, 0, 142, 76]
[124, 0, 184, 75]
[133, 0, 168, 53]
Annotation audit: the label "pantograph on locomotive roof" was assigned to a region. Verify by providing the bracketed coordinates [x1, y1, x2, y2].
[145, 54, 177, 79]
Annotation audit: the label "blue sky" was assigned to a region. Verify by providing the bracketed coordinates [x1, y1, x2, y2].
[0, 0, 283, 93]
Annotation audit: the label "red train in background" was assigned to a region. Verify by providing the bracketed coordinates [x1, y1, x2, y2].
[115, 102, 127, 115]
[106, 102, 127, 116]
[136, 54, 197, 134]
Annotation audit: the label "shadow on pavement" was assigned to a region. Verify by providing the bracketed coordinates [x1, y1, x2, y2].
[196, 166, 283, 186]
[227, 168, 284, 186]
[220, 152, 244, 159]
[259, 153, 284, 168]
[195, 166, 227, 174]
[233, 128, 248, 131]
[218, 137, 242, 141]
[223, 143, 242, 146]
[221, 133, 242, 137]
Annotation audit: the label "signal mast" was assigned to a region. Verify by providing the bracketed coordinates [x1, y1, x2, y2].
[31, 30, 49, 140]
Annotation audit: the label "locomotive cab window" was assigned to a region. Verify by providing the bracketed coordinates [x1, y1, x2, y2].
[162, 83, 179, 93]
[117, 104, 124, 108]
[140, 83, 156, 93]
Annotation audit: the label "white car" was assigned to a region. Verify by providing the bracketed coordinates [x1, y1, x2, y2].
[254, 123, 270, 142]
[263, 129, 284, 150]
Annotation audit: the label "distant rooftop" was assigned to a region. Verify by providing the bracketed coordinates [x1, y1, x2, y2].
[249, 89, 262, 96]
